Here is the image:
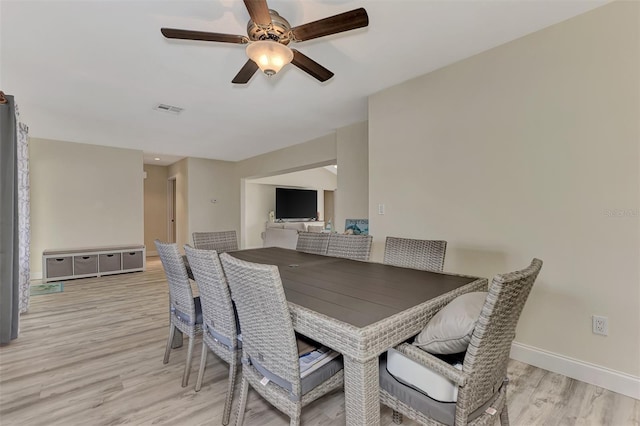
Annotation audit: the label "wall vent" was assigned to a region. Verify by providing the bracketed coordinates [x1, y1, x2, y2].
[154, 103, 184, 114]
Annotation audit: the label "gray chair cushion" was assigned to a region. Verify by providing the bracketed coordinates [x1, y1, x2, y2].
[251, 354, 343, 401]
[386, 348, 461, 402]
[173, 296, 203, 326]
[380, 356, 456, 425]
[300, 354, 343, 397]
[379, 356, 494, 426]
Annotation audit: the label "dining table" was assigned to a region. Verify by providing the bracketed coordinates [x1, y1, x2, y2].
[221, 247, 488, 425]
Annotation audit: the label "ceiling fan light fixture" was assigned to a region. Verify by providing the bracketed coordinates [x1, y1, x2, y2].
[246, 40, 293, 76]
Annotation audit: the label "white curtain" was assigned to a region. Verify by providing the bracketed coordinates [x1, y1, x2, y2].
[16, 104, 30, 313]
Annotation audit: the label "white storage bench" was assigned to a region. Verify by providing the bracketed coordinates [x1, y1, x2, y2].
[42, 244, 145, 283]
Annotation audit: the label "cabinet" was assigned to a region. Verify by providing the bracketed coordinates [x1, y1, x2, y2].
[42, 245, 145, 283]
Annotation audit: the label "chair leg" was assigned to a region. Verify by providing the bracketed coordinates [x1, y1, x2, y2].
[222, 358, 239, 426]
[234, 373, 249, 426]
[163, 325, 175, 364]
[392, 410, 403, 424]
[289, 406, 301, 426]
[195, 343, 208, 392]
[500, 407, 510, 426]
[500, 379, 510, 425]
[181, 334, 195, 387]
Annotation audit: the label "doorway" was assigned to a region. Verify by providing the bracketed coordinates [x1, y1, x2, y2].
[324, 190, 335, 229]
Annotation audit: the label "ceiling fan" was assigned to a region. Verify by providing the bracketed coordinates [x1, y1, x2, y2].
[161, 0, 369, 84]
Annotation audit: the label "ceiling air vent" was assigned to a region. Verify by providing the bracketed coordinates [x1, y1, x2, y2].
[154, 103, 184, 115]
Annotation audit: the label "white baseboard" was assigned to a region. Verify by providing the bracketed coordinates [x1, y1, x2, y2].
[31, 271, 43, 280]
[511, 342, 640, 400]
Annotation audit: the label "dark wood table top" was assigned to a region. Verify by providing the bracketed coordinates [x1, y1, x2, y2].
[229, 247, 480, 328]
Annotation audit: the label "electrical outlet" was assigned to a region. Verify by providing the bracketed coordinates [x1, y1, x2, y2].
[592, 315, 608, 336]
[378, 204, 385, 215]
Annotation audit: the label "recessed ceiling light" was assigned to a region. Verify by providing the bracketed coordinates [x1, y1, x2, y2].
[154, 157, 161, 161]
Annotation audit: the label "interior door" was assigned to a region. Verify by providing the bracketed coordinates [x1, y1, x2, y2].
[167, 177, 176, 243]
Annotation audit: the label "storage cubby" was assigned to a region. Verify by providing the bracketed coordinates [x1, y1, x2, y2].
[73, 255, 98, 276]
[46, 257, 73, 278]
[43, 245, 145, 283]
[122, 251, 143, 270]
[99, 253, 121, 273]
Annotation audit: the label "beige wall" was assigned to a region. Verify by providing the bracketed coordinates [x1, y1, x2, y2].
[336, 121, 368, 233]
[187, 157, 239, 242]
[369, 1, 639, 377]
[244, 183, 277, 248]
[236, 133, 337, 179]
[236, 133, 337, 248]
[29, 138, 144, 276]
[168, 159, 188, 251]
[143, 164, 168, 255]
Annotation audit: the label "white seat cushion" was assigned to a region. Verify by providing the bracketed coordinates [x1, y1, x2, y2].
[284, 222, 306, 231]
[263, 228, 299, 250]
[386, 348, 461, 402]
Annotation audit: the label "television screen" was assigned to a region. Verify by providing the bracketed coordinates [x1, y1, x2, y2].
[276, 188, 317, 220]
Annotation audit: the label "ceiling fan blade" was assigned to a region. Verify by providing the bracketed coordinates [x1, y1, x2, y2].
[161, 28, 247, 44]
[291, 8, 368, 42]
[291, 49, 334, 82]
[232, 59, 259, 84]
[243, 0, 272, 27]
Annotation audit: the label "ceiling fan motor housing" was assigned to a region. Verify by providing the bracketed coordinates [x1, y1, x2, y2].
[247, 9, 292, 45]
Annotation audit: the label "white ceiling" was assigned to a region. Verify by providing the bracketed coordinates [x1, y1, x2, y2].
[1, 0, 607, 163]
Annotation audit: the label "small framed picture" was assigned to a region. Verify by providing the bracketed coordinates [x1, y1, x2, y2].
[345, 219, 369, 235]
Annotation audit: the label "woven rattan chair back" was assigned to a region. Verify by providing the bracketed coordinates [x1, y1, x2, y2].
[192, 231, 238, 253]
[459, 258, 543, 422]
[383, 237, 447, 271]
[219, 253, 301, 395]
[155, 239, 202, 388]
[296, 231, 330, 255]
[326, 233, 373, 261]
[184, 245, 237, 349]
[184, 245, 239, 424]
[155, 240, 196, 330]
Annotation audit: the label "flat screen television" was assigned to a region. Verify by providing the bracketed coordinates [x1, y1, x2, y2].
[275, 188, 317, 220]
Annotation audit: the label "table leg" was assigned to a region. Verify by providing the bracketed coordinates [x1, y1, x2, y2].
[343, 356, 380, 426]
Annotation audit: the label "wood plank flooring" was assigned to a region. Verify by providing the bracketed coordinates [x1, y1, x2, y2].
[1, 258, 637, 425]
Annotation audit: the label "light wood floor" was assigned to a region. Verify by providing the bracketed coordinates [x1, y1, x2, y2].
[1, 258, 637, 426]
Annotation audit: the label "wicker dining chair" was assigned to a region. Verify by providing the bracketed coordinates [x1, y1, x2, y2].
[192, 231, 238, 253]
[379, 258, 543, 426]
[184, 245, 241, 426]
[219, 253, 344, 426]
[295, 231, 330, 255]
[383, 237, 448, 271]
[155, 240, 203, 388]
[326, 233, 373, 261]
